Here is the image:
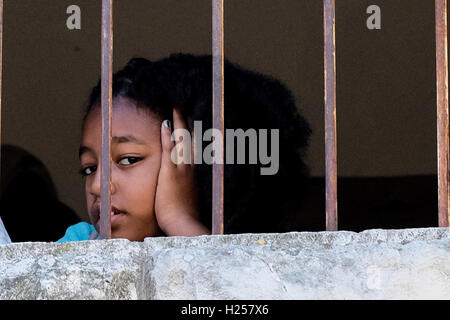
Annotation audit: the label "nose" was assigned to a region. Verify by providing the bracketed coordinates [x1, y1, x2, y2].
[89, 165, 117, 197]
[89, 166, 101, 197]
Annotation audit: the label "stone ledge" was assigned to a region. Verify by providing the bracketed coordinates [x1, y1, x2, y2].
[0, 227, 449, 299]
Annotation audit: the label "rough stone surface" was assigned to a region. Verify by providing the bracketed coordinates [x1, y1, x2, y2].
[0, 240, 143, 299]
[0, 227, 449, 299]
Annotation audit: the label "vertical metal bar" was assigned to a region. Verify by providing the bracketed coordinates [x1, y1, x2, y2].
[212, 0, 224, 234]
[0, 0, 3, 206]
[100, 0, 113, 239]
[324, 0, 338, 231]
[436, 0, 450, 227]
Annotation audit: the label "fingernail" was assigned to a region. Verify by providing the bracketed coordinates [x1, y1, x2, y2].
[163, 120, 170, 129]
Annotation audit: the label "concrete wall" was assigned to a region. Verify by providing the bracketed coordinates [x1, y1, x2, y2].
[1, 227, 449, 299]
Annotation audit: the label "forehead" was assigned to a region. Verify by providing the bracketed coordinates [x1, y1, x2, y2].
[82, 98, 161, 144]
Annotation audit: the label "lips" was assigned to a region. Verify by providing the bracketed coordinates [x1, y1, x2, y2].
[91, 203, 127, 229]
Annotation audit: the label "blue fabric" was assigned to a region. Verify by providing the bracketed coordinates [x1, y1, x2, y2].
[56, 222, 97, 243]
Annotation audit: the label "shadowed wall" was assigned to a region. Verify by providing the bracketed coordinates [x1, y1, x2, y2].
[0, 0, 438, 223]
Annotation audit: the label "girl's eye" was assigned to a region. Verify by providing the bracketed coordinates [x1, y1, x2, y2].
[118, 157, 142, 166]
[79, 166, 97, 177]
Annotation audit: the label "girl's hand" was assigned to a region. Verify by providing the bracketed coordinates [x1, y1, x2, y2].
[154, 108, 211, 236]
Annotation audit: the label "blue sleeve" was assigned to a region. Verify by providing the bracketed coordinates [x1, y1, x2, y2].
[56, 222, 97, 243]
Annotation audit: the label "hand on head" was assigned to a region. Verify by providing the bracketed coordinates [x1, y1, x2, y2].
[154, 108, 210, 236]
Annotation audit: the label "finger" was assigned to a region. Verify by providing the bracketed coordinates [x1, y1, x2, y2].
[161, 119, 177, 169]
[172, 108, 193, 167]
[172, 108, 188, 131]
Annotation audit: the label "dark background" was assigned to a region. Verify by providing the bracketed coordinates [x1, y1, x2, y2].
[0, 1, 441, 240]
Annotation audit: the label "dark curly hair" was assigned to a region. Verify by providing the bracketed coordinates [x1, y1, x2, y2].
[84, 53, 312, 233]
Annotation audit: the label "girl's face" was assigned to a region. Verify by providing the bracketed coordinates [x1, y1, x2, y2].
[79, 97, 163, 241]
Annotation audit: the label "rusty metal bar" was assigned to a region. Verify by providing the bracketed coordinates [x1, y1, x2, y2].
[100, 0, 113, 239]
[212, 0, 224, 234]
[436, 0, 450, 227]
[324, 0, 338, 231]
[0, 0, 3, 201]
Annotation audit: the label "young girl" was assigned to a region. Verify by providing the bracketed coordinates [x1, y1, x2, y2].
[58, 53, 312, 242]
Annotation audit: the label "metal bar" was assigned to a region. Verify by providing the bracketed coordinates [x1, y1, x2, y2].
[0, 0, 3, 210]
[100, 0, 113, 239]
[0, 0, 3, 232]
[436, 0, 450, 227]
[0, 0, 3, 208]
[212, 0, 224, 234]
[324, 0, 338, 231]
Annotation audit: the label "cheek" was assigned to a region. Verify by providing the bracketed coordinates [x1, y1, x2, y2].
[129, 158, 161, 200]
[85, 188, 95, 220]
[146, 160, 161, 193]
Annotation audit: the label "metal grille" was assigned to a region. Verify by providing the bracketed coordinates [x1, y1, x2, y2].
[211, 0, 225, 235]
[323, 0, 450, 230]
[0, 0, 448, 239]
[100, 0, 113, 240]
[435, 0, 450, 228]
[324, 0, 338, 231]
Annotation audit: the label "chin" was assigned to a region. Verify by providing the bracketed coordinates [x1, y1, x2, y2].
[110, 223, 162, 241]
[111, 230, 145, 242]
[111, 230, 133, 241]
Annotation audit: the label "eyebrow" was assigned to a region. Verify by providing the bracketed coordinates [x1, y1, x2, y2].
[111, 135, 147, 145]
[79, 135, 147, 159]
[78, 145, 92, 159]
